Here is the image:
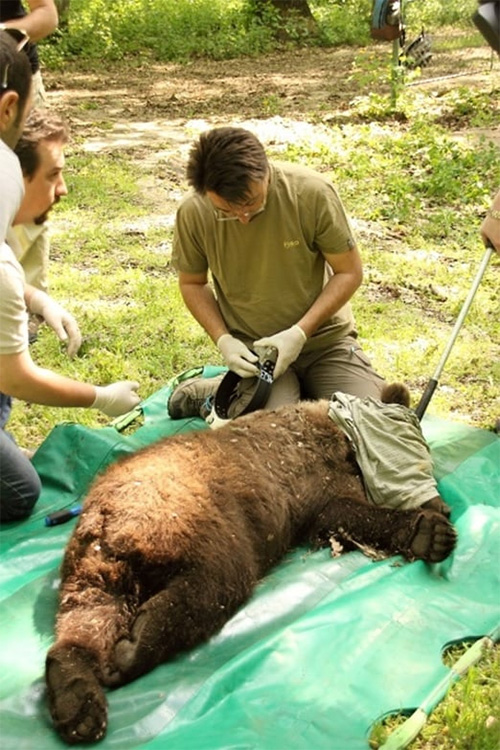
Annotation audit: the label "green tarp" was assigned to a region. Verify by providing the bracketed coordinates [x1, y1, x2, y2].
[1, 370, 499, 749]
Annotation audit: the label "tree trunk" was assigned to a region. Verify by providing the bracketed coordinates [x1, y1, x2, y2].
[54, 0, 70, 31]
[266, 0, 315, 19]
[252, 0, 318, 40]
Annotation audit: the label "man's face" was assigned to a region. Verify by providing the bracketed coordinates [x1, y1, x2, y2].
[207, 174, 269, 225]
[14, 137, 67, 225]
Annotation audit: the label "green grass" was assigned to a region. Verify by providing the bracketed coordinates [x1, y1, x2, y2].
[10, 83, 499, 438]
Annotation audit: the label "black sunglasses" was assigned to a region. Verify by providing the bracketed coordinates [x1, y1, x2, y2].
[1, 27, 30, 91]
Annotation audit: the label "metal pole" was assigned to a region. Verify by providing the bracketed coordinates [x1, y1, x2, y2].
[415, 243, 495, 420]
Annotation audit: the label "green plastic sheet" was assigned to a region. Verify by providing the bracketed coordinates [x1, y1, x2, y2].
[0, 371, 499, 749]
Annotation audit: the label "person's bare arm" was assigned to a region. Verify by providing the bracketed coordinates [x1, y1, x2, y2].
[0, 348, 95, 406]
[178, 270, 228, 343]
[480, 188, 500, 254]
[296, 244, 363, 337]
[2, 0, 58, 43]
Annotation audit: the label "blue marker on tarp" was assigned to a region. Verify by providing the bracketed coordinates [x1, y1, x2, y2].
[44, 505, 82, 527]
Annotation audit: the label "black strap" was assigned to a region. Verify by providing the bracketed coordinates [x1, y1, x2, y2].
[213, 348, 277, 420]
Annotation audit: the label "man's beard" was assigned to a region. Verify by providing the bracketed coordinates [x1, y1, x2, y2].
[34, 196, 60, 225]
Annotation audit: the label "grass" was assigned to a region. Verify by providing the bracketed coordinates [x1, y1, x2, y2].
[12, 100, 499, 440]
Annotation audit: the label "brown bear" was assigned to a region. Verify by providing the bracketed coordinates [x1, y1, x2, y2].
[45, 387, 456, 744]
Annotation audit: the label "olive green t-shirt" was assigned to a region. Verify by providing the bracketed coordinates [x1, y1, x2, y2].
[172, 162, 356, 352]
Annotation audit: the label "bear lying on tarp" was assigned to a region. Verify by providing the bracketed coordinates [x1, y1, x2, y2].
[45, 385, 456, 744]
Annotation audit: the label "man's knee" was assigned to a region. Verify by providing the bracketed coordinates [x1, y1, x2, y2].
[265, 369, 301, 409]
[0, 446, 42, 523]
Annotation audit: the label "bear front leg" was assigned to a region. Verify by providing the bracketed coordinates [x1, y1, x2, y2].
[310, 497, 456, 563]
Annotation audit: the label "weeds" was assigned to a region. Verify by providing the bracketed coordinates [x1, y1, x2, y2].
[40, 0, 482, 67]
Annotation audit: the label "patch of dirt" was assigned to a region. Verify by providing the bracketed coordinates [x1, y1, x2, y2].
[45, 44, 499, 156]
[44, 44, 499, 235]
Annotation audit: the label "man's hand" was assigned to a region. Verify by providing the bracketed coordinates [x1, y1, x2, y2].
[28, 290, 82, 357]
[217, 334, 259, 377]
[254, 325, 307, 379]
[92, 381, 141, 417]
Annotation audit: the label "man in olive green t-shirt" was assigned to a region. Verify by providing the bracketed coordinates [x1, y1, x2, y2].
[172, 126, 385, 409]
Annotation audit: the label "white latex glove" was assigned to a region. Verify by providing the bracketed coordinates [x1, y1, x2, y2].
[28, 290, 82, 358]
[254, 324, 307, 379]
[217, 334, 259, 377]
[92, 381, 141, 417]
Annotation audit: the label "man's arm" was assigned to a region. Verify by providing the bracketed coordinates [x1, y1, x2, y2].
[0, 349, 95, 406]
[178, 270, 229, 343]
[253, 245, 363, 379]
[296, 245, 363, 337]
[178, 270, 259, 376]
[480, 188, 500, 254]
[2, 0, 58, 43]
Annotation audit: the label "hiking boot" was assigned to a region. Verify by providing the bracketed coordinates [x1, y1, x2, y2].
[168, 375, 224, 420]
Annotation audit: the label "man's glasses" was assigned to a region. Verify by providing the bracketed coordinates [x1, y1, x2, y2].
[213, 204, 266, 222]
[1, 27, 30, 91]
[212, 191, 267, 222]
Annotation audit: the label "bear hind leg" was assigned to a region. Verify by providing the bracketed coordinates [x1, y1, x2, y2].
[113, 565, 252, 684]
[46, 644, 107, 745]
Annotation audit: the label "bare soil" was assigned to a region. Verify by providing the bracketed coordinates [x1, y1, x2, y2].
[43, 43, 499, 244]
[45, 43, 500, 156]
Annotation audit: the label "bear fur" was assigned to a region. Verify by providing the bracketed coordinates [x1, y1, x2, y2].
[45, 388, 456, 744]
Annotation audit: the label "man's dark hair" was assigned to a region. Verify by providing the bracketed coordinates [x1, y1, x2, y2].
[187, 127, 269, 203]
[0, 31, 32, 121]
[15, 108, 69, 178]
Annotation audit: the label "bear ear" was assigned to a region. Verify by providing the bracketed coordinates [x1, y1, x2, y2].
[380, 383, 410, 408]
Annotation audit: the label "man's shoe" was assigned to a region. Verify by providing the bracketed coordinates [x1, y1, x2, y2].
[168, 375, 224, 420]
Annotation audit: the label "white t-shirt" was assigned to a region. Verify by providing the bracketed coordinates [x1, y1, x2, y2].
[0, 241, 28, 354]
[0, 139, 28, 355]
[0, 139, 24, 240]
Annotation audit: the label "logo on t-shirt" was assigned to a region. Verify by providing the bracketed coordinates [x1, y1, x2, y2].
[283, 239, 300, 249]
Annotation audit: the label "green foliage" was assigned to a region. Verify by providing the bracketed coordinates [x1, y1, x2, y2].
[405, 0, 479, 29]
[313, 0, 372, 47]
[41, 0, 275, 65]
[39, 0, 486, 66]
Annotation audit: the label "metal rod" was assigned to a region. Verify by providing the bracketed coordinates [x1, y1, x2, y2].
[415, 243, 495, 420]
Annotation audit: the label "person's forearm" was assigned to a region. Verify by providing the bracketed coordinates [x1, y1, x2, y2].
[481, 188, 500, 253]
[297, 269, 362, 338]
[179, 281, 228, 343]
[2, 2, 58, 43]
[0, 357, 95, 407]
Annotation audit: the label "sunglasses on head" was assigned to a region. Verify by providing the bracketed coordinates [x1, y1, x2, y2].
[1, 27, 30, 91]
